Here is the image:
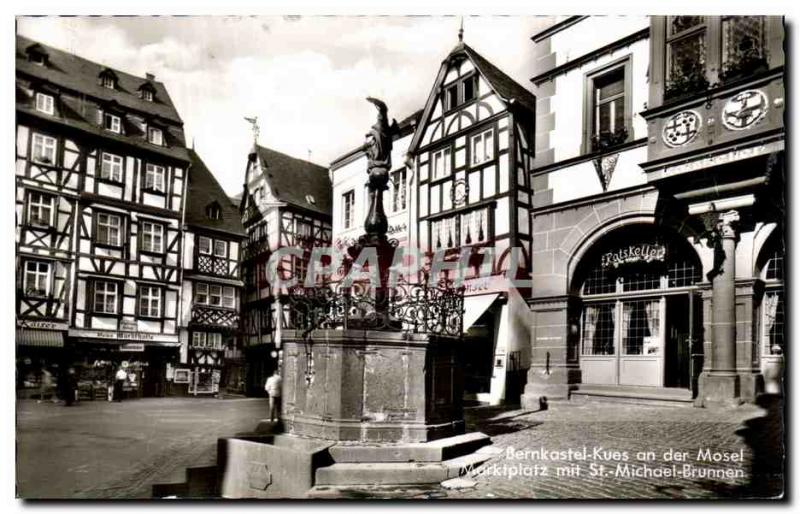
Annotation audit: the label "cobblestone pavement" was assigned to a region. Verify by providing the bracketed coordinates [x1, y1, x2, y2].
[16, 396, 269, 499]
[316, 398, 784, 500]
[438, 397, 785, 500]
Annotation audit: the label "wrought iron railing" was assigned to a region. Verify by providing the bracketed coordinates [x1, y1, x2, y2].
[286, 281, 464, 337]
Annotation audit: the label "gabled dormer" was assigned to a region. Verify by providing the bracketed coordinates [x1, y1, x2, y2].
[206, 201, 222, 221]
[98, 68, 119, 90]
[25, 43, 49, 66]
[97, 99, 125, 135]
[138, 80, 157, 102]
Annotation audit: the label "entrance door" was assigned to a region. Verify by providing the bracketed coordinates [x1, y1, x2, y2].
[664, 294, 692, 389]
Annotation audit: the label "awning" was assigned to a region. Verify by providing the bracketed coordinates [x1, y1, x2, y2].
[462, 293, 500, 333]
[16, 329, 64, 348]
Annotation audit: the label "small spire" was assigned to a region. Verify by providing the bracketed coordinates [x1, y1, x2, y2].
[458, 16, 464, 43]
[244, 116, 260, 144]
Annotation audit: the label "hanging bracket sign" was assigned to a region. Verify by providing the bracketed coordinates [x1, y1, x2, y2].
[601, 243, 666, 269]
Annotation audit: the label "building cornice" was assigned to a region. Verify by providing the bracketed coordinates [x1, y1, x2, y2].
[531, 16, 588, 43]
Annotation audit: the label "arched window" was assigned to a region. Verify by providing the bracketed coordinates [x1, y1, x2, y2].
[757, 232, 785, 357]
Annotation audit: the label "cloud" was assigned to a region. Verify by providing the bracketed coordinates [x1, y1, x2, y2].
[16, 15, 554, 196]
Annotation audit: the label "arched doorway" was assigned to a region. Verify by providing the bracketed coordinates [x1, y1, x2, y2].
[570, 224, 703, 389]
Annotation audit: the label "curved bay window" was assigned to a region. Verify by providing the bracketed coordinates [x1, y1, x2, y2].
[575, 226, 702, 388]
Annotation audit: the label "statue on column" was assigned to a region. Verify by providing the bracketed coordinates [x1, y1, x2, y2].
[361, 97, 399, 239]
[705, 209, 740, 280]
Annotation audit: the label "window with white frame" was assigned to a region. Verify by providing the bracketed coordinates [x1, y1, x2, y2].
[138, 286, 162, 317]
[209, 285, 223, 306]
[32, 133, 57, 164]
[198, 236, 212, 255]
[23, 260, 50, 297]
[104, 112, 121, 133]
[144, 163, 165, 192]
[100, 152, 123, 182]
[195, 283, 209, 304]
[142, 88, 154, 102]
[191, 331, 223, 350]
[391, 169, 407, 212]
[140, 221, 164, 253]
[471, 128, 494, 166]
[431, 147, 452, 180]
[96, 212, 122, 246]
[342, 190, 355, 229]
[222, 286, 235, 308]
[147, 126, 163, 146]
[35, 92, 54, 115]
[213, 240, 227, 258]
[93, 280, 118, 314]
[27, 191, 55, 227]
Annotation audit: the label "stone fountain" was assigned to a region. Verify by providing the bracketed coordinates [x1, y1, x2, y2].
[153, 99, 492, 499]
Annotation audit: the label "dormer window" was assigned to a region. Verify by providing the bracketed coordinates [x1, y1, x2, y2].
[147, 126, 163, 146]
[26, 44, 48, 66]
[104, 112, 121, 134]
[35, 93, 54, 115]
[206, 202, 222, 220]
[142, 88, 154, 102]
[305, 194, 316, 205]
[102, 75, 115, 89]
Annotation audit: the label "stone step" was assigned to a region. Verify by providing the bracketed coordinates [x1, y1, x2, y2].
[328, 432, 491, 463]
[185, 466, 219, 498]
[571, 385, 693, 407]
[314, 448, 494, 486]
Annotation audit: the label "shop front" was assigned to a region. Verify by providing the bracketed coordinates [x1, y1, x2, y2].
[16, 320, 67, 399]
[67, 328, 180, 399]
[570, 225, 704, 392]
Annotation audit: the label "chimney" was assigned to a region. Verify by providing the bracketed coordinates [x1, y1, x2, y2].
[146, 72, 155, 81]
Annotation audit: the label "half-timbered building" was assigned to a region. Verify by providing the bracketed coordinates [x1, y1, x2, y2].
[176, 149, 246, 396]
[15, 35, 191, 397]
[240, 144, 332, 395]
[404, 38, 537, 405]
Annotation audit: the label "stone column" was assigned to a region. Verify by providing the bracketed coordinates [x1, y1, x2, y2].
[697, 210, 741, 407]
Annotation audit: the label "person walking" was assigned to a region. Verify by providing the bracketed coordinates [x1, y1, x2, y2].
[265, 369, 282, 422]
[60, 367, 77, 406]
[114, 366, 127, 402]
[37, 366, 53, 403]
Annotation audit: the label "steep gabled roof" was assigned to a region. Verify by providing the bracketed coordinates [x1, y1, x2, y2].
[16, 34, 183, 124]
[250, 145, 332, 218]
[185, 149, 245, 237]
[408, 41, 537, 154]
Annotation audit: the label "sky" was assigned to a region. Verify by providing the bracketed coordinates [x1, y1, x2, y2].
[16, 16, 556, 196]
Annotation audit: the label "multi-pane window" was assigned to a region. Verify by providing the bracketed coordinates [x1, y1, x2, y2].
[148, 127, 164, 146]
[582, 303, 616, 356]
[140, 221, 164, 253]
[762, 291, 784, 356]
[100, 152, 123, 182]
[342, 190, 355, 229]
[391, 169, 407, 212]
[144, 163, 165, 192]
[104, 112, 122, 133]
[35, 93, 54, 115]
[444, 74, 479, 111]
[592, 67, 626, 141]
[621, 299, 661, 355]
[721, 16, 766, 78]
[471, 128, 495, 166]
[294, 220, 313, 244]
[138, 286, 162, 317]
[191, 332, 224, 350]
[93, 281, 118, 314]
[32, 133, 57, 164]
[195, 283, 209, 304]
[213, 240, 227, 258]
[432, 206, 491, 250]
[101, 74, 116, 89]
[431, 147, 452, 180]
[23, 261, 50, 297]
[195, 283, 236, 309]
[27, 191, 55, 227]
[198, 236, 212, 255]
[96, 213, 122, 246]
[142, 89, 154, 102]
[665, 16, 708, 98]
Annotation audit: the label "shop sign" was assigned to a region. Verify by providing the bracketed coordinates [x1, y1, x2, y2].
[120, 343, 145, 352]
[17, 320, 68, 331]
[601, 244, 666, 269]
[68, 328, 179, 344]
[120, 320, 137, 332]
[660, 140, 783, 178]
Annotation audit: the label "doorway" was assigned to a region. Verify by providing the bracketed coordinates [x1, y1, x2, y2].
[664, 294, 695, 389]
